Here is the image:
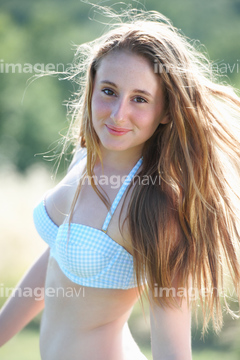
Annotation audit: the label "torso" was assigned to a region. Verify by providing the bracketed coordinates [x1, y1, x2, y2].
[40, 156, 147, 360]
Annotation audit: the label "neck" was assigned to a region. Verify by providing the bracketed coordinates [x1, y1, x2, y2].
[95, 147, 143, 174]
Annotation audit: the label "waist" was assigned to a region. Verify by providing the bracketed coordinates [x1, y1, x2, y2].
[40, 257, 146, 360]
[40, 310, 133, 360]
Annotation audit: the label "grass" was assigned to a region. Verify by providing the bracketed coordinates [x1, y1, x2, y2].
[192, 350, 239, 360]
[0, 329, 41, 360]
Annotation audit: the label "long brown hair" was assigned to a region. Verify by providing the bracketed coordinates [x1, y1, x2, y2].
[63, 8, 240, 334]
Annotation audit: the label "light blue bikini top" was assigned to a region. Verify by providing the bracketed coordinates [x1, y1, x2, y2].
[33, 150, 146, 290]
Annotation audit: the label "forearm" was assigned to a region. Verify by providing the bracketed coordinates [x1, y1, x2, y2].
[150, 309, 192, 360]
[0, 247, 50, 347]
[150, 294, 192, 360]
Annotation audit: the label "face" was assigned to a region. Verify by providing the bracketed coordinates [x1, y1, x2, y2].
[91, 50, 168, 159]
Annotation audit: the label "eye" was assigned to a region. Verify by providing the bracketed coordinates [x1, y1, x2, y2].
[102, 88, 116, 96]
[133, 96, 147, 103]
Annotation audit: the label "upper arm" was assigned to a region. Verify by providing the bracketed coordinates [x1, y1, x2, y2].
[149, 275, 192, 360]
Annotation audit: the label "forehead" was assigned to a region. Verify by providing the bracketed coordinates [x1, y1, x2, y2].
[95, 50, 162, 93]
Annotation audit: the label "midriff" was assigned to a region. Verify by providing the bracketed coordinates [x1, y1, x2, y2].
[40, 256, 147, 360]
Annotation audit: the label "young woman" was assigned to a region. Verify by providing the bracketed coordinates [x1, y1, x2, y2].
[1, 7, 240, 360]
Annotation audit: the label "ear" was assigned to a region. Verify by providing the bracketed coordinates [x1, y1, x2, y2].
[159, 112, 170, 125]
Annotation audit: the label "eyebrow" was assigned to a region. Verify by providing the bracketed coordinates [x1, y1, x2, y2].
[100, 80, 153, 98]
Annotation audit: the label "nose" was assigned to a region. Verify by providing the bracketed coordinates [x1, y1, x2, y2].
[110, 97, 128, 123]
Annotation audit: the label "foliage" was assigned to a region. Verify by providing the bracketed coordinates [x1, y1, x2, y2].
[0, 0, 240, 171]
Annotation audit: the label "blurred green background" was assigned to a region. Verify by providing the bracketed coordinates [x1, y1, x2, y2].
[1, 0, 240, 359]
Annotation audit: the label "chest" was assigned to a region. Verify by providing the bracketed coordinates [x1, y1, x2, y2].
[69, 180, 135, 256]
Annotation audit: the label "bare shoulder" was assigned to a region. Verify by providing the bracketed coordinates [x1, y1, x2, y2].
[67, 146, 87, 173]
[44, 150, 87, 226]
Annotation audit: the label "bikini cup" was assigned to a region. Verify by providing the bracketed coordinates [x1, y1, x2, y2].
[33, 153, 145, 289]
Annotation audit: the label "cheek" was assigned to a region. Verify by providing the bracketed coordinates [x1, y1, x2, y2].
[133, 110, 159, 132]
[91, 93, 110, 121]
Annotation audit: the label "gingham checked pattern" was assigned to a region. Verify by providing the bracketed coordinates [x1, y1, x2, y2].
[33, 155, 146, 289]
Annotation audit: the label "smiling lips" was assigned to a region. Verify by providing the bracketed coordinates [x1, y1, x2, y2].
[105, 124, 131, 136]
